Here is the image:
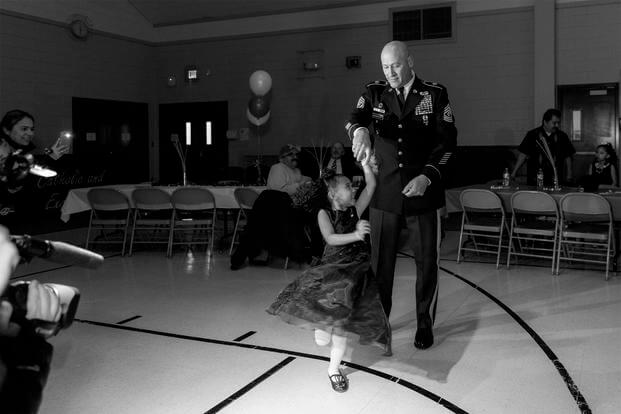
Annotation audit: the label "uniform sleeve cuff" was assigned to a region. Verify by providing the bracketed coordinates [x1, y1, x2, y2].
[422, 165, 441, 183]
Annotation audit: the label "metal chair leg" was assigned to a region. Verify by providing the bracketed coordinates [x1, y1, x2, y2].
[129, 210, 138, 256]
[85, 210, 94, 249]
[229, 209, 242, 256]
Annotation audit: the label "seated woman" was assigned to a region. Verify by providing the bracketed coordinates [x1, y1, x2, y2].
[0, 110, 72, 233]
[1, 110, 69, 164]
[266, 145, 311, 195]
[231, 145, 324, 270]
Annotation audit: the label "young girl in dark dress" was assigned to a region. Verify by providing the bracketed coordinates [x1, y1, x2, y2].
[267, 159, 390, 393]
[588, 143, 618, 187]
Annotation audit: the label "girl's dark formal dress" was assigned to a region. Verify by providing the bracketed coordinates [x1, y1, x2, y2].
[591, 160, 613, 185]
[267, 206, 390, 347]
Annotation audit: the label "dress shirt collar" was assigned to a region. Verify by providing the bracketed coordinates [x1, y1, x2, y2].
[398, 71, 416, 100]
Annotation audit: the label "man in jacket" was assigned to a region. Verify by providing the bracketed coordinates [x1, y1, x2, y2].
[345, 41, 457, 349]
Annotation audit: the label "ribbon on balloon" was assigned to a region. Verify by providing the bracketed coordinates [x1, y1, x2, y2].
[247, 70, 273, 184]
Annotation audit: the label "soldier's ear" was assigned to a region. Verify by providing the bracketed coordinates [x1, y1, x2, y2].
[407, 55, 414, 69]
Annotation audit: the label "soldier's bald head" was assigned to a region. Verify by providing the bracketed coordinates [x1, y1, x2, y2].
[380, 41, 414, 88]
[381, 41, 410, 61]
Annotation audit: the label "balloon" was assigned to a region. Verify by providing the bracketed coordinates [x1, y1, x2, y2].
[249, 70, 272, 96]
[246, 108, 271, 126]
[248, 96, 269, 118]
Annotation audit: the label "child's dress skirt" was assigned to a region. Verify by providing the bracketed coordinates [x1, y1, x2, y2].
[267, 207, 390, 347]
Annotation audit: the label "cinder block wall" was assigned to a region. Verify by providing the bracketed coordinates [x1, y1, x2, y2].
[556, 1, 621, 84]
[0, 13, 155, 152]
[155, 7, 536, 166]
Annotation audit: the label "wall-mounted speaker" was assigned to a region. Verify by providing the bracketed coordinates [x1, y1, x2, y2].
[346, 56, 361, 69]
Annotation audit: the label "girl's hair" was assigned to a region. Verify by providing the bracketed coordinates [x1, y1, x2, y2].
[320, 168, 348, 206]
[0, 109, 35, 136]
[596, 143, 618, 166]
[321, 169, 345, 192]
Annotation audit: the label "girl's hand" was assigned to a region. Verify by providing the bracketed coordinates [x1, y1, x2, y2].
[355, 220, 371, 240]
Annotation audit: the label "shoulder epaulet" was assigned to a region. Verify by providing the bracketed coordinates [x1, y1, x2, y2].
[422, 80, 445, 90]
[366, 80, 387, 88]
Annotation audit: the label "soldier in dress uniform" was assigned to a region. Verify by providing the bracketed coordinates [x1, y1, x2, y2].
[345, 41, 457, 350]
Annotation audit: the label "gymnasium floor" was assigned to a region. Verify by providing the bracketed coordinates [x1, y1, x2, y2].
[11, 229, 621, 414]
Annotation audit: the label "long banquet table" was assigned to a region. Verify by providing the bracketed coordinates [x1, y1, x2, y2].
[60, 184, 266, 222]
[445, 183, 621, 220]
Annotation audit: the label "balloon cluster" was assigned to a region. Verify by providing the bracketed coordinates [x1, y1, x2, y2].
[247, 70, 272, 126]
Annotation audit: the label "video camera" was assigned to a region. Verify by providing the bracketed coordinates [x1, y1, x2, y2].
[0, 151, 57, 187]
[1, 235, 103, 338]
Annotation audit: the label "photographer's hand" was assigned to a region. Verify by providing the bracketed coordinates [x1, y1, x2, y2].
[48, 138, 70, 160]
[25, 281, 61, 323]
[0, 225, 20, 337]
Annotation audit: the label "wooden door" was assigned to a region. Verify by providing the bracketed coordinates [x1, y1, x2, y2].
[72, 97, 150, 183]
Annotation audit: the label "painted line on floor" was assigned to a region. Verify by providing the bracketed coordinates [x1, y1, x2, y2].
[116, 315, 142, 325]
[233, 330, 257, 342]
[436, 264, 591, 414]
[9, 253, 122, 280]
[74, 318, 468, 414]
[204, 356, 296, 413]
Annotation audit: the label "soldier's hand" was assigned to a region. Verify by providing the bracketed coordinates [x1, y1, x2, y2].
[352, 129, 372, 164]
[402, 175, 430, 197]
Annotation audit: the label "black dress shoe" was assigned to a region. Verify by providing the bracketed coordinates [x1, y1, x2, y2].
[382, 327, 393, 356]
[414, 327, 434, 350]
[382, 342, 393, 357]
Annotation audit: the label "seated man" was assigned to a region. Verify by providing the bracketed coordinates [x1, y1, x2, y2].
[321, 141, 360, 180]
[267, 145, 311, 195]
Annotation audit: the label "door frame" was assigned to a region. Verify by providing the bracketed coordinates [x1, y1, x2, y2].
[557, 82, 619, 153]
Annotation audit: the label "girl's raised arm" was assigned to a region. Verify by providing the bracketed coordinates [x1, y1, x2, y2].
[355, 161, 376, 217]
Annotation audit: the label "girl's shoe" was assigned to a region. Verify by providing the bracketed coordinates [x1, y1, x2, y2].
[328, 370, 349, 393]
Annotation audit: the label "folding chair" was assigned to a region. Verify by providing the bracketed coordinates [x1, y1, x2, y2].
[85, 188, 131, 255]
[556, 192, 615, 280]
[457, 189, 508, 268]
[229, 188, 259, 255]
[129, 188, 174, 255]
[168, 187, 217, 257]
[506, 191, 559, 274]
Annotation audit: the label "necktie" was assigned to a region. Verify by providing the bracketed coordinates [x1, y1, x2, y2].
[397, 86, 406, 109]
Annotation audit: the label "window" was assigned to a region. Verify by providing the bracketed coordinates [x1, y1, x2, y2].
[185, 122, 192, 145]
[391, 4, 454, 42]
[206, 121, 212, 146]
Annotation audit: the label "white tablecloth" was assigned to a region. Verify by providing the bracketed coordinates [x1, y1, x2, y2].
[60, 184, 266, 222]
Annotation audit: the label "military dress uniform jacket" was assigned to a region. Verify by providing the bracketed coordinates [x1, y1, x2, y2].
[345, 77, 457, 216]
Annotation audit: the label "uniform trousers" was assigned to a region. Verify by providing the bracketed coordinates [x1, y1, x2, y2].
[370, 207, 441, 330]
